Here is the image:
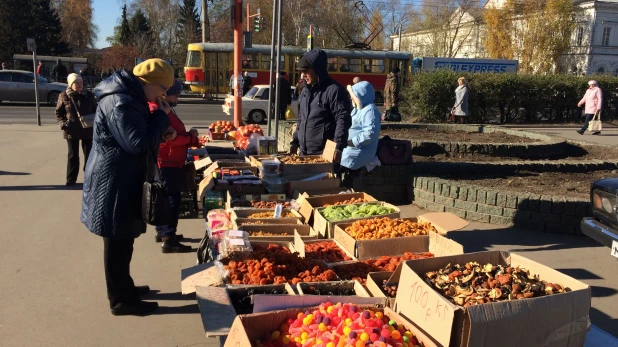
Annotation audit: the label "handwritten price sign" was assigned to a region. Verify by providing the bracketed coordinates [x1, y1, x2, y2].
[396, 262, 455, 347]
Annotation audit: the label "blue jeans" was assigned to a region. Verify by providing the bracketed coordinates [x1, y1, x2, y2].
[580, 113, 594, 132]
[155, 192, 181, 239]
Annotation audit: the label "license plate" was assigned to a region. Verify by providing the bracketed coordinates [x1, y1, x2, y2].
[611, 240, 618, 259]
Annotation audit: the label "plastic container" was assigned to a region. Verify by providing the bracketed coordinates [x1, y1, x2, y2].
[262, 175, 288, 194]
[219, 237, 253, 258]
[224, 229, 250, 242]
[260, 158, 281, 175]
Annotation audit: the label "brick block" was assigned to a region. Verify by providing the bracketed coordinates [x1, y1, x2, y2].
[529, 212, 542, 221]
[490, 215, 515, 226]
[526, 194, 541, 212]
[415, 189, 434, 202]
[423, 178, 431, 191]
[425, 201, 446, 212]
[546, 223, 575, 234]
[486, 191, 498, 206]
[459, 187, 469, 201]
[466, 211, 491, 223]
[539, 196, 553, 213]
[514, 211, 531, 221]
[449, 185, 460, 199]
[477, 204, 503, 216]
[502, 208, 518, 219]
[561, 215, 583, 226]
[467, 187, 478, 202]
[540, 213, 561, 224]
[441, 184, 450, 197]
[551, 197, 566, 214]
[563, 198, 578, 215]
[575, 202, 591, 217]
[506, 194, 518, 209]
[454, 200, 478, 212]
[496, 192, 508, 208]
[434, 195, 455, 207]
[445, 206, 467, 219]
[476, 189, 487, 205]
[415, 198, 429, 209]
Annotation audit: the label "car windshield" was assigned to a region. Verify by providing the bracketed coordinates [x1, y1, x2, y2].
[245, 86, 259, 99]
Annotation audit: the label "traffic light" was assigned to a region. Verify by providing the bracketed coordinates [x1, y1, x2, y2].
[261, 17, 267, 31]
[254, 15, 261, 32]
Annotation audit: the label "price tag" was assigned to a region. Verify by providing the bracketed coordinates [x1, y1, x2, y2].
[228, 230, 244, 238]
[611, 240, 618, 259]
[274, 203, 283, 218]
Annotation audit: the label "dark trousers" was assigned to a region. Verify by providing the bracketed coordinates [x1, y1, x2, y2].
[103, 237, 139, 308]
[67, 138, 92, 183]
[155, 192, 182, 239]
[580, 113, 594, 132]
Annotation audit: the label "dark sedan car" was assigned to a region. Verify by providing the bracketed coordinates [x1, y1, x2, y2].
[0, 70, 68, 105]
[581, 178, 618, 254]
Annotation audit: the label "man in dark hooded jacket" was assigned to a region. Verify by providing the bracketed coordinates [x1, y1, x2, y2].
[291, 50, 352, 159]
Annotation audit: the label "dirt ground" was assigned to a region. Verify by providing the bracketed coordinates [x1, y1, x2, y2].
[381, 128, 539, 144]
[442, 170, 618, 198]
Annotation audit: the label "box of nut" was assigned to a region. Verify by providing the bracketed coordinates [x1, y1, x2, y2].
[293, 231, 356, 265]
[365, 271, 397, 309]
[393, 251, 591, 347]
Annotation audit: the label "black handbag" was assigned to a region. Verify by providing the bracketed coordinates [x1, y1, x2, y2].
[377, 136, 413, 165]
[382, 107, 402, 122]
[142, 146, 172, 226]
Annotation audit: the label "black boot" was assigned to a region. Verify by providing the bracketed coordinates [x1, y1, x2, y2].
[136, 285, 150, 296]
[161, 237, 192, 253]
[111, 301, 158, 316]
[155, 231, 183, 243]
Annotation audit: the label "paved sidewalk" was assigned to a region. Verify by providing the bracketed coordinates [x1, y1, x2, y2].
[0, 125, 616, 346]
[510, 125, 618, 146]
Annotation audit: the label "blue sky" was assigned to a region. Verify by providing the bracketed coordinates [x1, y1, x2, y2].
[93, 0, 122, 48]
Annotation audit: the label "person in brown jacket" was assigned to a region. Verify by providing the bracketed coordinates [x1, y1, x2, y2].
[55, 73, 97, 186]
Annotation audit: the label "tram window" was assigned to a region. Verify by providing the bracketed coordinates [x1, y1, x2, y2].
[339, 58, 350, 72]
[327, 58, 338, 72]
[203, 53, 209, 69]
[242, 54, 259, 69]
[261, 54, 285, 70]
[348, 59, 361, 73]
[187, 51, 202, 68]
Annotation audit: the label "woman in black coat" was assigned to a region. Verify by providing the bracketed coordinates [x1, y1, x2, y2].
[81, 59, 176, 316]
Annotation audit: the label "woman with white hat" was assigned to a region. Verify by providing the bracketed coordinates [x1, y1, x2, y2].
[55, 73, 97, 185]
[577, 80, 603, 135]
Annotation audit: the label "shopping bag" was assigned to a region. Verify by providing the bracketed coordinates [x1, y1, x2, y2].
[142, 147, 171, 225]
[382, 107, 401, 122]
[70, 97, 95, 128]
[285, 106, 296, 120]
[587, 111, 602, 132]
[376, 136, 412, 165]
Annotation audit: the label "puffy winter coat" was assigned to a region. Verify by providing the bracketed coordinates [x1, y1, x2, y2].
[81, 70, 170, 240]
[149, 103, 199, 168]
[578, 86, 603, 115]
[453, 85, 469, 116]
[341, 81, 381, 171]
[292, 50, 352, 154]
[55, 88, 96, 140]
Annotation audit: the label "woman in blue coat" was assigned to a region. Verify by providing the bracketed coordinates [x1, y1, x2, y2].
[81, 59, 176, 316]
[341, 81, 381, 186]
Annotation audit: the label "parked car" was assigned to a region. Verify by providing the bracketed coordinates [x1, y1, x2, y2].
[222, 84, 298, 124]
[581, 178, 618, 254]
[0, 70, 68, 105]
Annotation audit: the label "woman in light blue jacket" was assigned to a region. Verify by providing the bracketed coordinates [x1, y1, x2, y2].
[341, 81, 381, 186]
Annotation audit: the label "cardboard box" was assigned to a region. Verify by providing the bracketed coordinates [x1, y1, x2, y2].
[333, 214, 468, 259]
[280, 140, 336, 177]
[222, 305, 438, 347]
[239, 224, 318, 241]
[294, 232, 356, 263]
[297, 280, 370, 297]
[225, 190, 287, 210]
[313, 202, 401, 239]
[393, 251, 591, 347]
[249, 240, 296, 254]
[292, 187, 354, 200]
[287, 174, 341, 199]
[203, 162, 258, 178]
[198, 176, 266, 205]
[297, 192, 377, 226]
[195, 284, 296, 338]
[234, 217, 303, 229]
[365, 271, 396, 309]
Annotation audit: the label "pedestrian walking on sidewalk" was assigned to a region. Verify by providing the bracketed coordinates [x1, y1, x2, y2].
[452, 77, 469, 124]
[577, 80, 603, 135]
[55, 73, 96, 186]
[149, 79, 199, 253]
[81, 58, 177, 316]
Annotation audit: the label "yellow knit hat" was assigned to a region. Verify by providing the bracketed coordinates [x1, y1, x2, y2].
[132, 59, 174, 88]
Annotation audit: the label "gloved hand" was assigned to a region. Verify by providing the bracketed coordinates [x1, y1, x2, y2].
[289, 143, 299, 155]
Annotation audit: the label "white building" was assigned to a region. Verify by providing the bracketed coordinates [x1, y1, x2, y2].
[392, 0, 618, 75]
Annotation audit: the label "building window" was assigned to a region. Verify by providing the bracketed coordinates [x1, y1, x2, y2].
[597, 67, 605, 74]
[602, 27, 611, 46]
[576, 27, 583, 46]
